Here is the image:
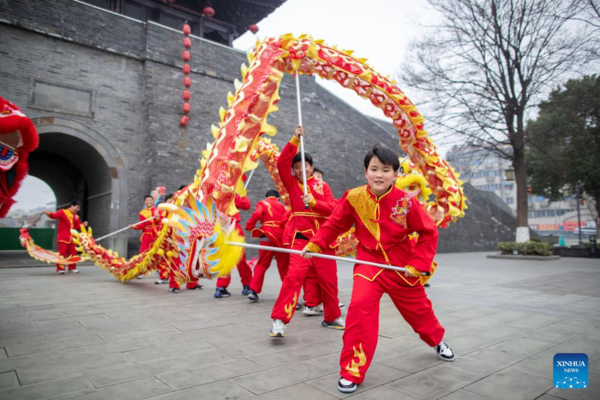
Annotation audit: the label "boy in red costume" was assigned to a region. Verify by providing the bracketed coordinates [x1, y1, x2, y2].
[130, 195, 160, 281]
[214, 193, 253, 298]
[301, 145, 454, 393]
[245, 190, 289, 301]
[269, 126, 343, 337]
[45, 200, 87, 274]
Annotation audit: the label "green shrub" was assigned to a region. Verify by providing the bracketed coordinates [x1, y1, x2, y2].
[497, 241, 552, 256]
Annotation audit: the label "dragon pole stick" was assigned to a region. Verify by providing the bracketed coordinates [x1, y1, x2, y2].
[95, 215, 159, 242]
[228, 242, 431, 276]
[244, 167, 256, 190]
[28, 212, 44, 228]
[295, 71, 309, 209]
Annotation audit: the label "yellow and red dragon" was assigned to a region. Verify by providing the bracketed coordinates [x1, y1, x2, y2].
[21, 34, 466, 282]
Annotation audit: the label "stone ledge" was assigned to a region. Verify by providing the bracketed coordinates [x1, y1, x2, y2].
[486, 254, 561, 261]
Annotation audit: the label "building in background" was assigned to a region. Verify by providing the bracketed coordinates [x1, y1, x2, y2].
[446, 144, 595, 234]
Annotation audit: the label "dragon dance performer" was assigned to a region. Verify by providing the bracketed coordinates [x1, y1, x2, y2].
[214, 192, 253, 298]
[269, 126, 343, 337]
[45, 200, 87, 274]
[245, 190, 289, 302]
[301, 167, 346, 316]
[301, 145, 455, 393]
[130, 195, 160, 281]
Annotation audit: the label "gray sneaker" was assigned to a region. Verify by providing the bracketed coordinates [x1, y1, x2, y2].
[322, 317, 345, 330]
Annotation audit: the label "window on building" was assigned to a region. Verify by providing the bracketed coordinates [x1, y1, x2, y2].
[507, 197, 514, 204]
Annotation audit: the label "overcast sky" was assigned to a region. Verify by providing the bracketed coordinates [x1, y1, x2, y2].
[234, 0, 433, 120]
[8, 0, 436, 215]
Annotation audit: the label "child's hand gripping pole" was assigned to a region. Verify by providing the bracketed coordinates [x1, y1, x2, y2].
[295, 71, 309, 209]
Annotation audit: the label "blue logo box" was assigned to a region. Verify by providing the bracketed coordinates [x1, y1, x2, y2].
[554, 353, 588, 389]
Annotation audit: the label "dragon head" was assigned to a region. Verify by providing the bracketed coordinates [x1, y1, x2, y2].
[0, 97, 39, 217]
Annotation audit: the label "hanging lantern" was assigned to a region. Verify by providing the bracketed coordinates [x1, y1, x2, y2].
[182, 50, 190, 61]
[182, 23, 191, 35]
[180, 115, 189, 126]
[249, 24, 259, 34]
[183, 37, 192, 48]
[182, 64, 191, 74]
[182, 90, 191, 101]
[182, 103, 191, 114]
[183, 77, 192, 87]
[203, 6, 215, 18]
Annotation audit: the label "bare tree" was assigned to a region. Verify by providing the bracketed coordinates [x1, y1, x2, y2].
[400, 0, 595, 232]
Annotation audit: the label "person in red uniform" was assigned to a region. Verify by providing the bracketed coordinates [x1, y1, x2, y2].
[45, 200, 87, 274]
[130, 195, 160, 281]
[245, 190, 289, 301]
[269, 126, 343, 338]
[214, 193, 253, 298]
[301, 145, 454, 393]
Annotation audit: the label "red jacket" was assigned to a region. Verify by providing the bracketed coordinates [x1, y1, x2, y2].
[277, 136, 337, 247]
[245, 196, 287, 247]
[133, 207, 160, 241]
[48, 209, 81, 244]
[306, 185, 438, 286]
[232, 194, 251, 223]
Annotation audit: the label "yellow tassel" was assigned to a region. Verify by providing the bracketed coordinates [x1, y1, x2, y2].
[241, 64, 249, 78]
[208, 221, 244, 277]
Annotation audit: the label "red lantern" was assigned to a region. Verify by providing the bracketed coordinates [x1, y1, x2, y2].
[183, 90, 191, 101]
[249, 24, 259, 34]
[203, 6, 215, 18]
[182, 102, 191, 114]
[182, 64, 191, 74]
[180, 115, 189, 126]
[183, 37, 192, 48]
[182, 50, 190, 61]
[182, 23, 191, 35]
[183, 77, 192, 87]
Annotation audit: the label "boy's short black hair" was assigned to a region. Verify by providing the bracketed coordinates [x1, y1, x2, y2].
[165, 194, 173, 202]
[313, 167, 324, 177]
[364, 145, 400, 171]
[70, 199, 82, 207]
[266, 190, 280, 198]
[292, 152, 313, 167]
[144, 195, 153, 200]
[177, 185, 186, 191]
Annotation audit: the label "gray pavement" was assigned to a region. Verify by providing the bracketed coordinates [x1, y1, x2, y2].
[0, 252, 599, 399]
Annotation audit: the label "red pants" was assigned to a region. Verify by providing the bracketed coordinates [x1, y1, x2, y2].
[249, 240, 289, 294]
[140, 235, 154, 253]
[303, 269, 322, 307]
[57, 241, 77, 271]
[168, 258, 200, 290]
[271, 240, 340, 324]
[340, 269, 445, 384]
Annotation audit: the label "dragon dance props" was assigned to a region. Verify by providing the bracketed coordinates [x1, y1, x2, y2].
[28, 33, 465, 283]
[19, 228, 84, 265]
[0, 96, 39, 217]
[230, 242, 431, 276]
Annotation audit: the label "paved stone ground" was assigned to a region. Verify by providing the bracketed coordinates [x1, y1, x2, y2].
[0, 252, 599, 400]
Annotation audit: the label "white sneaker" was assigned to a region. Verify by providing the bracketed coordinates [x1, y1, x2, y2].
[270, 319, 285, 337]
[303, 305, 323, 316]
[155, 279, 168, 284]
[70, 269, 79, 273]
[57, 270, 65, 275]
[136, 275, 143, 279]
[435, 340, 455, 361]
[338, 377, 358, 393]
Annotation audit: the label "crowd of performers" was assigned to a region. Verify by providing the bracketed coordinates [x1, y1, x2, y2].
[48, 126, 455, 394]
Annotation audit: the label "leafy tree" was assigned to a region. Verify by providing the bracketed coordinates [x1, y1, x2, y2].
[527, 75, 600, 232]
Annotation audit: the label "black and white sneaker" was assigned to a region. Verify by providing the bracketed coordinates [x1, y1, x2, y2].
[169, 287, 180, 294]
[248, 290, 259, 301]
[435, 340, 455, 361]
[338, 377, 357, 393]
